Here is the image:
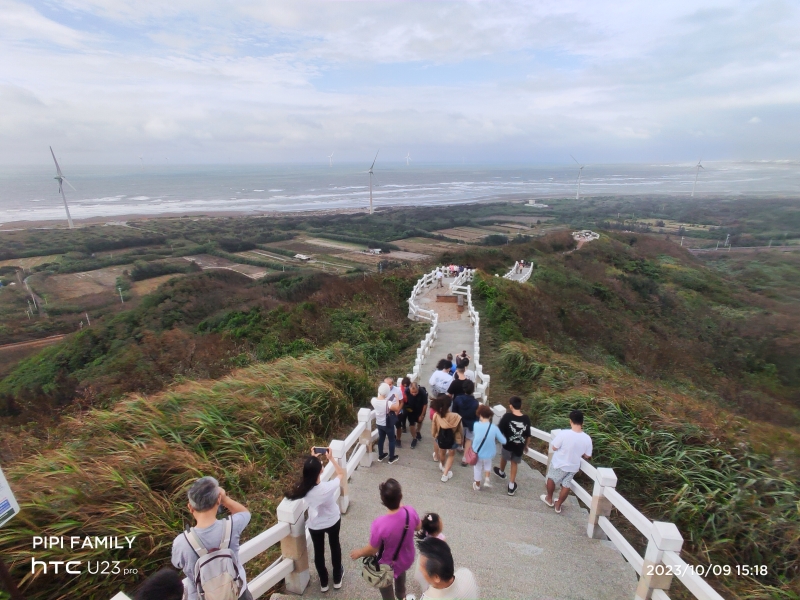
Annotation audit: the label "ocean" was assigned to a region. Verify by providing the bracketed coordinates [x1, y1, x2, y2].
[0, 162, 798, 225]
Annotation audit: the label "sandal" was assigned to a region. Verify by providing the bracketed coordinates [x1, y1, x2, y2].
[540, 494, 555, 508]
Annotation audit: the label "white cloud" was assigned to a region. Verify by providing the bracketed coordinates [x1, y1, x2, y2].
[749, 116, 762, 123]
[0, 0, 798, 164]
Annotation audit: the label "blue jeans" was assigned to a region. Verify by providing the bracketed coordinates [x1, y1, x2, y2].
[377, 424, 396, 459]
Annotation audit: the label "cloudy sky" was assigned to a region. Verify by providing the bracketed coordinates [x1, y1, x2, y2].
[1, 0, 798, 165]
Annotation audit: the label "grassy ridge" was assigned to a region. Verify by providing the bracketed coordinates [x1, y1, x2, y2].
[0, 345, 372, 600]
[499, 341, 799, 598]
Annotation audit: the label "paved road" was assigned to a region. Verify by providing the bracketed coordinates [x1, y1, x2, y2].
[300, 277, 637, 599]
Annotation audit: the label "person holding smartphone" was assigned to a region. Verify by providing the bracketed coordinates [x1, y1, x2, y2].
[286, 448, 347, 592]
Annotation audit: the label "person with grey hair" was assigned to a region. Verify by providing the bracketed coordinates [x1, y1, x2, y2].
[172, 476, 252, 600]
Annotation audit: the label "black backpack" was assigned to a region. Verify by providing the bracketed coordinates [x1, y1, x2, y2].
[437, 427, 456, 448]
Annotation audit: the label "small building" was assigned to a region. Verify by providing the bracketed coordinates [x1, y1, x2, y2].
[294, 254, 312, 261]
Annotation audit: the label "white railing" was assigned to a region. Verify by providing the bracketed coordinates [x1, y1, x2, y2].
[407, 268, 440, 384]
[405, 269, 490, 403]
[503, 261, 532, 283]
[496, 424, 726, 600]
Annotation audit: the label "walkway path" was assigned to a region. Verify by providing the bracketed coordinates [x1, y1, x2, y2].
[302, 276, 636, 599]
[505, 264, 533, 282]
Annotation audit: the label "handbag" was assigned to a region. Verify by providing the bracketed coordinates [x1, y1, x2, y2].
[359, 508, 409, 588]
[464, 422, 493, 466]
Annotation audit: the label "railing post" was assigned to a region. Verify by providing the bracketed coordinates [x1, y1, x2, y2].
[329, 439, 349, 514]
[277, 498, 310, 594]
[491, 404, 506, 427]
[587, 467, 617, 539]
[358, 408, 374, 468]
[635, 522, 684, 600]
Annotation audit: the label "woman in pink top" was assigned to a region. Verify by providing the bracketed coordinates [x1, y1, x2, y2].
[350, 478, 421, 600]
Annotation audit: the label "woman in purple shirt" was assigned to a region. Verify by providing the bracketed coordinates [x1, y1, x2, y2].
[350, 478, 421, 600]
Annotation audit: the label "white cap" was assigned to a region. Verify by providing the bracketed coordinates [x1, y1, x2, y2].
[378, 383, 391, 397]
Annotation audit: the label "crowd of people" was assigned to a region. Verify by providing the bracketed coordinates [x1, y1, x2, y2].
[126, 364, 591, 600]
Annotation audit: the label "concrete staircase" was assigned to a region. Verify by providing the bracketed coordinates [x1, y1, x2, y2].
[302, 277, 637, 599]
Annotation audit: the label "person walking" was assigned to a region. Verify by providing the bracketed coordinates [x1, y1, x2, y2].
[493, 397, 531, 496]
[399, 376, 412, 435]
[405, 381, 429, 449]
[171, 476, 252, 600]
[384, 377, 406, 447]
[285, 448, 346, 592]
[431, 395, 463, 483]
[541, 409, 592, 513]
[452, 380, 478, 467]
[350, 478, 421, 600]
[429, 359, 454, 397]
[446, 361, 472, 398]
[417, 538, 479, 599]
[372, 382, 401, 464]
[436, 268, 444, 288]
[413, 514, 446, 594]
[471, 405, 506, 491]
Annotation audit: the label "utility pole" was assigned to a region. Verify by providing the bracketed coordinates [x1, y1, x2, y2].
[117, 287, 124, 303]
[85, 312, 91, 326]
[716, 241, 720, 250]
[27, 300, 33, 316]
[680, 237, 684, 247]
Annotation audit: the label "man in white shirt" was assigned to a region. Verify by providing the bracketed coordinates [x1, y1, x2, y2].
[436, 268, 444, 288]
[418, 537, 479, 599]
[541, 409, 592, 514]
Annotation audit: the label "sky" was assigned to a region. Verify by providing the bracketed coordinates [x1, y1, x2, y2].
[1, 0, 799, 165]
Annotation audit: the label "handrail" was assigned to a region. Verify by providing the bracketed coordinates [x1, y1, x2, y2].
[521, 422, 724, 600]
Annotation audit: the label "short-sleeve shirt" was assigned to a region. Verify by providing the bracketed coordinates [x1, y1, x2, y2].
[386, 385, 404, 406]
[372, 396, 395, 427]
[429, 371, 453, 397]
[172, 512, 251, 600]
[420, 568, 479, 599]
[550, 429, 593, 473]
[369, 506, 421, 577]
[305, 479, 341, 530]
[499, 412, 532, 455]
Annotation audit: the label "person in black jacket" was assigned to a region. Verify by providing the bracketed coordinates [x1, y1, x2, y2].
[405, 381, 429, 449]
[452, 380, 478, 467]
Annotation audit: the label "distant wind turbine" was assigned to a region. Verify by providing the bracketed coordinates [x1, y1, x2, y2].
[405, 152, 411, 166]
[50, 146, 75, 229]
[367, 150, 379, 215]
[570, 155, 584, 200]
[691, 159, 703, 197]
[328, 152, 334, 167]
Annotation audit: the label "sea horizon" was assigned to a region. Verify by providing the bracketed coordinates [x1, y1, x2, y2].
[1, 161, 799, 225]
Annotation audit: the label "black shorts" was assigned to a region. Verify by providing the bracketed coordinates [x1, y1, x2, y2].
[405, 408, 424, 424]
[396, 411, 408, 427]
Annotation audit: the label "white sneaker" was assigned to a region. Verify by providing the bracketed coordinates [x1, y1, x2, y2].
[406, 595, 417, 600]
[472, 481, 481, 491]
[441, 473, 449, 482]
[483, 478, 492, 488]
[432, 452, 438, 462]
[439, 463, 445, 472]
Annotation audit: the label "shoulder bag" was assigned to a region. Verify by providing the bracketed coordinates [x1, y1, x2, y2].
[359, 508, 410, 588]
[464, 422, 493, 466]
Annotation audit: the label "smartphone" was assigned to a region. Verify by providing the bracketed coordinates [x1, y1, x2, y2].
[313, 447, 329, 456]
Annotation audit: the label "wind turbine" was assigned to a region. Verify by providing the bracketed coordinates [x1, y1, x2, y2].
[405, 152, 411, 166]
[50, 146, 75, 229]
[367, 150, 379, 215]
[328, 152, 334, 167]
[570, 155, 584, 200]
[691, 159, 703, 197]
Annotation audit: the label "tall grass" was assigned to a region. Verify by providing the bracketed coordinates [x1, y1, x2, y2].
[0, 344, 372, 600]
[500, 340, 799, 598]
